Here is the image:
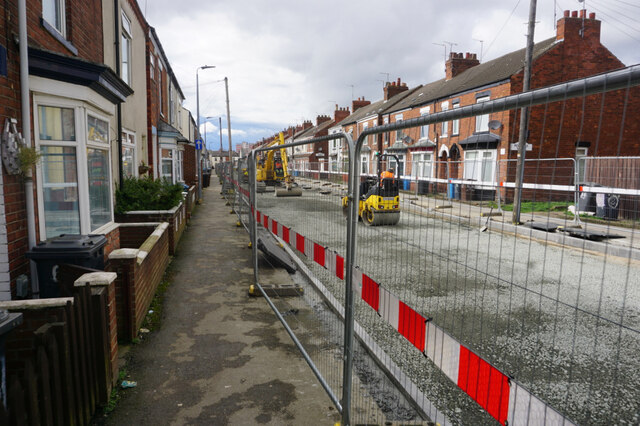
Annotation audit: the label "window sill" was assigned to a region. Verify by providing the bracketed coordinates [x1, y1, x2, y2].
[41, 18, 78, 56]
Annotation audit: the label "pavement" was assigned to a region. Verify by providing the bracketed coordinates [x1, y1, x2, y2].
[98, 179, 341, 425]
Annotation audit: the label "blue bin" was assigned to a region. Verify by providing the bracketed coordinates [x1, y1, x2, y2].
[403, 179, 410, 190]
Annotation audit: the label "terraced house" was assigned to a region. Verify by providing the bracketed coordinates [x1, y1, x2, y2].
[379, 10, 639, 199]
[0, 0, 195, 300]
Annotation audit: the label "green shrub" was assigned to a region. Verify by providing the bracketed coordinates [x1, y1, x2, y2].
[115, 177, 184, 214]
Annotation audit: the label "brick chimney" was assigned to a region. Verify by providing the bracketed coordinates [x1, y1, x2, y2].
[445, 52, 480, 80]
[302, 120, 313, 130]
[334, 105, 350, 123]
[557, 10, 601, 43]
[316, 115, 331, 126]
[352, 97, 371, 112]
[384, 78, 409, 100]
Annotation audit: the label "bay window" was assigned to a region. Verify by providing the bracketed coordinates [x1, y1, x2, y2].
[464, 149, 495, 183]
[36, 100, 114, 239]
[413, 152, 433, 179]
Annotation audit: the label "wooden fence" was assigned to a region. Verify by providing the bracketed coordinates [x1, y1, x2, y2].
[0, 272, 116, 425]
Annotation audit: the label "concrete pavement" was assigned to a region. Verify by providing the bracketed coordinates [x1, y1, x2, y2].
[99, 180, 340, 425]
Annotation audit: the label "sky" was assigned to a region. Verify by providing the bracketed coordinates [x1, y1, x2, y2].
[137, 0, 640, 150]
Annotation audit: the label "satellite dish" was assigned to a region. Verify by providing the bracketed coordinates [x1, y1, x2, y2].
[488, 120, 503, 130]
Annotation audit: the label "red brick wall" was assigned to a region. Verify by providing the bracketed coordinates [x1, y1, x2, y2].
[115, 203, 185, 255]
[26, 0, 103, 62]
[119, 226, 154, 249]
[107, 224, 169, 341]
[102, 226, 121, 262]
[184, 144, 197, 187]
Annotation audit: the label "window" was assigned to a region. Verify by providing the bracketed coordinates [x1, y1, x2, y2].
[420, 106, 430, 140]
[383, 116, 389, 145]
[475, 96, 490, 132]
[413, 152, 433, 179]
[122, 130, 136, 178]
[361, 154, 369, 175]
[464, 150, 495, 183]
[576, 147, 588, 183]
[121, 12, 132, 85]
[149, 54, 155, 80]
[36, 103, 114, 239]
[362, 122, 368, 145]
[452, 102, 460, 135]
[41, 146, 80, 239]
[175, 150, 184, 183]
[158, 62, 164, 116]
[394, 114, 403, 141]
[161, 148, 173, 181]
[441, 102, 449, 137]
[389, 154, 405, 177]
[43, 0, 65, 35]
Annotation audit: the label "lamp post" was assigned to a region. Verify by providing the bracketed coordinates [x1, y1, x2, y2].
[196, 65, 215, 202]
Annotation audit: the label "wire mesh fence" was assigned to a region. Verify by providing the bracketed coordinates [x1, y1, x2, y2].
[228, 65, 640, 425]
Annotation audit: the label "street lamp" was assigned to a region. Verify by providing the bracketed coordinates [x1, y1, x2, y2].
[196, 65, 215, 202]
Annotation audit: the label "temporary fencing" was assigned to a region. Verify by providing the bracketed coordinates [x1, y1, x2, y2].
[232, 65, 640, 425]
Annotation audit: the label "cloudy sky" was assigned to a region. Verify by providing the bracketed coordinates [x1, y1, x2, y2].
[137, 0, 640, 149]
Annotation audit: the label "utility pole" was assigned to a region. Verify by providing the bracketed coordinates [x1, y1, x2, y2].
[225, 77, 233, 162]
[512, 0, 537, 224]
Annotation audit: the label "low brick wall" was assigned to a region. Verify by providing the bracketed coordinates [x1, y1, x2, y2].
[184, 185, 196, 219]
[107, 223, 169, 342]
[115, 202, 186, 255]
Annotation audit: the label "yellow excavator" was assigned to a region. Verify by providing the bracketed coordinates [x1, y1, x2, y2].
[256, 132, 302, 197]
[342, 153, 400, 226]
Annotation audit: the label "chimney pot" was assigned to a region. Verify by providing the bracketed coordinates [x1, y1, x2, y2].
[579, 9, 585, 18]
[589, 12, 595, 19]
[571, 10, 578, 17]
[397, 77, 401, 85]
[564, 10, 570, 17]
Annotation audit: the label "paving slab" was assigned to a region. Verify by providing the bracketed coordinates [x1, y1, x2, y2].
[98, 180, 340, 425]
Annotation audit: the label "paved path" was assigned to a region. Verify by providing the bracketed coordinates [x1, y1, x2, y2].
[101, 180, 340, 425]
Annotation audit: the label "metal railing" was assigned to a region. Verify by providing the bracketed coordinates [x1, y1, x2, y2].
[234, 65, 640, 425]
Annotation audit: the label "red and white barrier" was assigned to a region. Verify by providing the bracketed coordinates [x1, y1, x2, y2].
[248, 200, 576, 425]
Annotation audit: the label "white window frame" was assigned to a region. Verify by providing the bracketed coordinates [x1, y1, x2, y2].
[149, 54, 155, 81]
[394, 114, 403, 141]
[388, 154, 405, 178]
[383, 116, 389, 144]
[160, 146, 174, 182]
[412, 152, 434, 179]
[122, 129, 136, 178]
[361, 122, 368, 145]
[475, 96, 490, 133]
[360, 153, 369, 175]
[43, 0, 66, 36]
[440, 101, 449, 137]
[452, 102, 460, 135]
[158, 62, 164, 117]
[419, 106, 430, 140]
[121, 12, 132, 86]
[175, 148, 184, 183]
[463, 149, 496, 184]
[34, 96, 115, 240]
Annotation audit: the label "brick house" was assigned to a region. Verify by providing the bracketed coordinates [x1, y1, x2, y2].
[381, 10, 639, 199]
[0, 0, 192, 300]
[337, 80, 423, 179]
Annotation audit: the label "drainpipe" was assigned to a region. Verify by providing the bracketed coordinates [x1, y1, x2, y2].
[18, 0, 39, 296]
[114, 0, 124, 188]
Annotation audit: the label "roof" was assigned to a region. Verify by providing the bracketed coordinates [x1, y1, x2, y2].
[299, 119, 335, 139]
[389, 36, 558, 113]
[158, 120, 189, 142]
[340, 85, 424, 126]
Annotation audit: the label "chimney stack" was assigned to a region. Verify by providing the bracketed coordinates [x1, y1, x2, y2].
[302, 120, 313, 130]
[384, 77, 409, 100]
[352, 97, 371, 112]
[334, 105, 350, 123]
[556, 10, 600, 42]
[445, 51, 479, 80]
[316, 115, 331, 126]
